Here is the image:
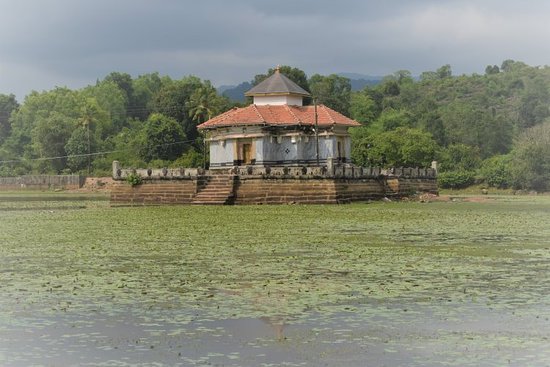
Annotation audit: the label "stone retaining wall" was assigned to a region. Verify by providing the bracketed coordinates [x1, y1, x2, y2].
[234, 177, 339, 204]
[110, 161, 438, 205]
[0, 175, 85, 190]
[110, 179, 200, 206]
[110, 175, 437, 205]
[388, 177, 439, 196]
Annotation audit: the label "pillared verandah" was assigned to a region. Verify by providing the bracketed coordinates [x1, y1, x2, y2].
[198, 67, 360, 169]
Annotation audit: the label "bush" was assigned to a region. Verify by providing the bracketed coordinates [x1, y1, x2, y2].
[437, 144, 481, 172]
[170, 148, 204, 168]
[138, 113, 186, 162]
[479, 155, 512, 188]
[126, 172, 143, 186]
[438, 170, 476, 189]
[509, 122, 550, 191]
[352, 127, 437, 167]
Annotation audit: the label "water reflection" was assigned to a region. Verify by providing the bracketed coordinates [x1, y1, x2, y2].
[259, 315, 287, 341]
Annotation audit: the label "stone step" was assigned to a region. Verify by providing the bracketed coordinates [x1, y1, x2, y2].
[193, 195, 230, 199]
[198, 185, 232, 190]
[192, 200, 229, 205]
[195, 189, 233, 195]
[192, 175, 235, 204]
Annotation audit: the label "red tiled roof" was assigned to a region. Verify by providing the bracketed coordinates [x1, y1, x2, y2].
[197, 104, 361, 129]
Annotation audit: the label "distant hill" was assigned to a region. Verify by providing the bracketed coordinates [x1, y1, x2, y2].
[217, 73, 384, 102]
[337, 73, 383, 91]
[217, 82, 252, 102]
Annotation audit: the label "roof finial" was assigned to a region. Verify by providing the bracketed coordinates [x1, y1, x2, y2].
[275, 65, 281, 73]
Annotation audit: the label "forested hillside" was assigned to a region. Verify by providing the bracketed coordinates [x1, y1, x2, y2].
[348, 60, 550, 191]
[0, 60, 549, 191]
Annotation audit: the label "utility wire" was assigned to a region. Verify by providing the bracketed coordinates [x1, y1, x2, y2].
[0, 138, 198, 164]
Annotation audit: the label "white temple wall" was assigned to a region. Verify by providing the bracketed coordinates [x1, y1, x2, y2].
[209, 129, 352, 168]
[253, 95, 303, 106]
[209, 139, 235, 167]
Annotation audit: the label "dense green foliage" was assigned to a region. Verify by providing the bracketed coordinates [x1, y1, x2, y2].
[349, 60, 550, 191]
[509, 122, 550, 191]
[351, 127, 437, 167]
[0, 94, 18, 145]
[1, 60, 549, 190]
[0, 74, 230, 175]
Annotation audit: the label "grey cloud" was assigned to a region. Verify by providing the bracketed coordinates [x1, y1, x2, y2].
[1, 0, 550, 100]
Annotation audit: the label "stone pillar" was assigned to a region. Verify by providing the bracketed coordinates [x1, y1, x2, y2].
[327, 157, 335, 177]
[431, 160, 439, 173]
[113, 161, 121, 179]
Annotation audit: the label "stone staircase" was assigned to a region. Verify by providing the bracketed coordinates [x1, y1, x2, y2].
[192, 175, 236, 205]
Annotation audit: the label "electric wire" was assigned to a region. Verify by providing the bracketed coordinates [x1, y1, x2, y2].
[0, 138, 198, 165]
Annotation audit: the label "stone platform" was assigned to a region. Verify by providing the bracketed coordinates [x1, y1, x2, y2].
[110, 162, 438, 206]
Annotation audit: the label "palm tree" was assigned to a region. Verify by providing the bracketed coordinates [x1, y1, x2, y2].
[186, 81, 225, 169]
[187, 81, 223, 125]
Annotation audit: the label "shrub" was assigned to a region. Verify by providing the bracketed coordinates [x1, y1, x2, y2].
[437, 144, 481, 172]
[438, 170, 476, 189]
[509, 122, 550, 191]
[352, 127, 437, 167]
[479, 155, 512, 188]
[126, 172, 143, 186]
[170, 148, 204, 168]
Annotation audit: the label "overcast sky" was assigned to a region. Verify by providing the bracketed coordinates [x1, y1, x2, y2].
[1, 0, 550, 100]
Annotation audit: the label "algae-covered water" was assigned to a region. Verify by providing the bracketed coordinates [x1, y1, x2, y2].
[1, 194, 549, 366]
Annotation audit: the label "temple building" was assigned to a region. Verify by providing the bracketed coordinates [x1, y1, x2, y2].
[111, 68, 438, 206]
[197, 67, 361, 169]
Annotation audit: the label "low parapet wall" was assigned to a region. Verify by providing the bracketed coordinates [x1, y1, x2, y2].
[0, 175, 85, 191]
[111, 161, 437, 181]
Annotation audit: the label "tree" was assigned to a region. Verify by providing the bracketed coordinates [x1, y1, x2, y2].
[438, 144, 482, 172]
[138, 113, 186, 162]
[510, 122, 550, 191]
[500, 59, 528, 73]
[485, 65, 500, 75]
[309, 74, 351, 115]
[4, 88, 81, 164]
[440, 101, 512, 158]
[152, 76, 203, 142]
[352, 127, 437, 167]
[378, 108, 413, 131]
[479, 155, 512, 188]
[349, 126, 372, 166]
[253, 65, 310, 93]
[65, 127, 96, 172]
[436, 64, 452, 79]
[380, 78, 400, 96]
[349, 92, 376, 125]
[416, 99, 447, 145]
[103, 72, 134, 108]
[83, 80, 127, 132]
[78, 97, 110, 140]
[0, 94, 18, 144]
[518, 77, 550, 129]
[131, 72, 165, 120]
[186, 81, 226, 125]
[32, 112, 75, 172]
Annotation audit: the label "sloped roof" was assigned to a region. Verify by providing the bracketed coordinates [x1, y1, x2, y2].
[197, 104, 361, 129]
[245, 69, 311, 97]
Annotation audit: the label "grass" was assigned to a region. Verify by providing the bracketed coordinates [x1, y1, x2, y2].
[1, 194, 549, 365]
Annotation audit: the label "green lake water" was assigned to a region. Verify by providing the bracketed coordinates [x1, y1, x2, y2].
[1, 194, 549, 366]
